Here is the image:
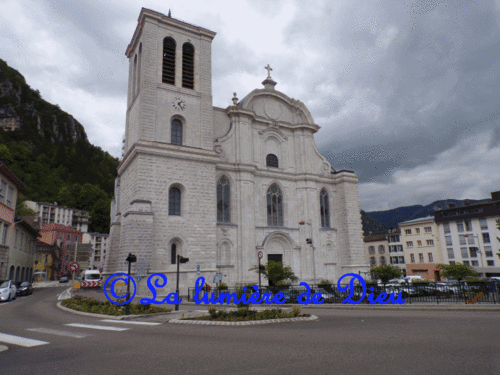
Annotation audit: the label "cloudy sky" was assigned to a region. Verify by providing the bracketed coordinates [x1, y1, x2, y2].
[2, 0, 500, 212]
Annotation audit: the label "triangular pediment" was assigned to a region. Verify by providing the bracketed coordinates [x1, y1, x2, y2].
[239, 89, 315, 126]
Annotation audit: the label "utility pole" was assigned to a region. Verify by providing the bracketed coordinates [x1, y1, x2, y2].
[72, 242, 78, 281]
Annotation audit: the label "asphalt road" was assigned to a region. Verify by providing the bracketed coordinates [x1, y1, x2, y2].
[0, 286, 499, 375]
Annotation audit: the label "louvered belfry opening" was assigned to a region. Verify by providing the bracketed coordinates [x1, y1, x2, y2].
[162, 37, 176, 85]
[182, 43, 194, 89]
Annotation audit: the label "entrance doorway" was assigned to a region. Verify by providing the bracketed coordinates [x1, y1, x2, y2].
[268, 254, 283, 264]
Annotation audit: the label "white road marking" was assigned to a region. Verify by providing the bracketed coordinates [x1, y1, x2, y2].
[100, 319, 161, 326]
[0, 332, 49, 347]
[64, 323, 129, 331]
[58, 287, 73, 300]
[26, 328, 90, 338]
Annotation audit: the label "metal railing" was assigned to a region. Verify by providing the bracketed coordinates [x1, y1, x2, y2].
[187, 281, 500, 305]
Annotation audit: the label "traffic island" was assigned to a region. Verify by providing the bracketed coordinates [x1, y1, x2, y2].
[60, 295, 172, 316]
[170, 306, 318, 326]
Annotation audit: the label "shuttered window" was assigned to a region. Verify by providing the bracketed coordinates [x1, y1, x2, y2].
[182, 43, 194, 89]
[162, 37, 176, 85]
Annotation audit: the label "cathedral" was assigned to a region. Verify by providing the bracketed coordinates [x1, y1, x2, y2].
[103, 8, 369, 293]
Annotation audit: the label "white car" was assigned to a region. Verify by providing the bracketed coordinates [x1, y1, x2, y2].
[0, 280, 17, 302]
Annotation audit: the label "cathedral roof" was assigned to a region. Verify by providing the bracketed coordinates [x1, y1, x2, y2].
[235, 68, 317, 128]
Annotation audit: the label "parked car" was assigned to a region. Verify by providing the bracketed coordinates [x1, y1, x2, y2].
[59, 276, 69, 283]
[16, 281, 33, 296]
[0, 280, 17, 302]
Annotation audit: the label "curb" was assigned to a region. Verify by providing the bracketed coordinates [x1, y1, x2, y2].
[169, 315, 318, 326]
[56, 302, 173, 320]
[180, 301, 500, 311]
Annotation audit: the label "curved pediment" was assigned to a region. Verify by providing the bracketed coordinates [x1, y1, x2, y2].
[238, 89, 315, 126]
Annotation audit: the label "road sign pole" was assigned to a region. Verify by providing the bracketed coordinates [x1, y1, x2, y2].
[258, 257, 261, 292]
[176, 255, 180, 311]
[125, 259, 131, 315]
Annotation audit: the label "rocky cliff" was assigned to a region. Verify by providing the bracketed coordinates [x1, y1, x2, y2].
[0, 59, 88, 145]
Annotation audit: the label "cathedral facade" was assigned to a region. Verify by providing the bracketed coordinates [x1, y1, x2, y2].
[103, 8, 369, 293]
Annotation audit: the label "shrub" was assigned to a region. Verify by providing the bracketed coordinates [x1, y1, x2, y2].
[292, 306, 301, 317]
[275, 280, 290, 287]
[61, 296, 171, 315]
[208, 306, 217, 318]
[236, 286, 250, 308]
[318, 280, 332, 287]
[217, 282, 228, 290]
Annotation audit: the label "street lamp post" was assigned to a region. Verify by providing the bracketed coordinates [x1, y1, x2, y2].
[125, 253, 137, 315]
[175, 255, 189, 311]
[299, 220, 316, 285]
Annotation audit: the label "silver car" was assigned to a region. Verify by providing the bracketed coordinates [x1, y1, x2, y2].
[0, 280, 17, 302]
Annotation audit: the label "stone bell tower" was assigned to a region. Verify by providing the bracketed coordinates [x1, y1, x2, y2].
[104, 8, 219, 293]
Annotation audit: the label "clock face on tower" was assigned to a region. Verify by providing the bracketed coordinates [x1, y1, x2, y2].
[172, 97, 186, 111]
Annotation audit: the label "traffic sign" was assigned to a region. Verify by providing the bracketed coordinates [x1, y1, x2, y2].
[196, 264, 200, 276]
[69, 262, 80, 272]
[213, 273, 223, 284]
[136, 261, 148, 277]
[258, 251, 263, 259]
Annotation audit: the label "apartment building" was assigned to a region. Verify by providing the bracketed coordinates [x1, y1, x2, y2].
[24, 201, 90, 232]
[388, 228, 406, 274]
[0, 162, 26, 280]
[434, 191, 500, 277]
[364, 234, 388, 268]
[8, 216, 39, 282]
[82, 232, 108, 271]
[399, 216, 443, 281]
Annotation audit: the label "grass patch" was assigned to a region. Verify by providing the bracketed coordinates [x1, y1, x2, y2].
[61, 295, 172, 316]
[184, 306, 310, 322]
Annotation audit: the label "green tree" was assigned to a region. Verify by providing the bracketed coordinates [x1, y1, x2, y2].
[371, 264, 402, 284]
[250, 260, 298, 286]
[436, 263, 478, 281]
[89, 198, 111, 233]
[57, 185, 77, 208]
[15, 195, 37, 216]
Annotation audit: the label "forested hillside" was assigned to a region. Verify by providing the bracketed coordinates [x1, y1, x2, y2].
[367, 198, 491, 229]
[0, 59, 119, 233]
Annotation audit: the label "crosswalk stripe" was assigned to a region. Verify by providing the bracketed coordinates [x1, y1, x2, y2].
[100, 319, 161, 326]
[64, 323, 129, 331]
[0, 332, 49, 347]
[26, 328, 90, 338]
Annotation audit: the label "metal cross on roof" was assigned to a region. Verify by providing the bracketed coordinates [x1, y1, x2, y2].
[264, 64, 272, 78]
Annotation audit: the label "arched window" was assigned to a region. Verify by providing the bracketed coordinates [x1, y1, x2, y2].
[137, 43, 142, 92]
[132, 54, 137, 96]
[267, 184, 283, 227]
[217, 177, 230, 223]
[169, 187, 181, 215]
[21, 267, 25, 281]
[162, 37, 176, 85]
[171, 119, 183, 145]
[9, 265, 14, 281]
[182, 43, 194, 89]
[320, 188, 330, 228]
[171, 243, 177, 264]
[266, 154, 279, 168]
[15, 266, 20, 283]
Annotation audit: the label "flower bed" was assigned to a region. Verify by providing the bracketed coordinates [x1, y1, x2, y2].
[61, 295, 172, 315]
[184, 306, 310, 322]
